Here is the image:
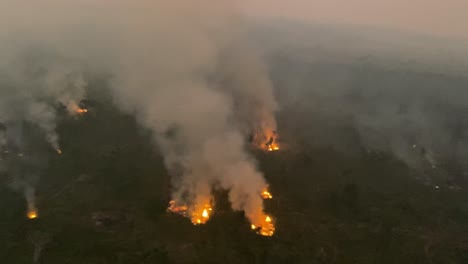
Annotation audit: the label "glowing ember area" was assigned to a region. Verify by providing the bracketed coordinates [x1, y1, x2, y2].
[76, 108, 88, 114]
[27, 209, 38, 219]
[267, 143, 280, 152]
[251, 214, 275, 236]
[56, 149, 62, 155]
[167, 200, 188, 217]
[68, 102, 88, 115]
[167, 200, 213, 225]
[263, 130, 280, 152]
[261, 188, 273, 199]
[192, 206, 212, 225]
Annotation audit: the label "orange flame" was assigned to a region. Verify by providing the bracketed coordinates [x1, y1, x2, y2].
[76, 108, 88, 114]
[255, 129, 280, 152]
[167, 200, 188, 216]
[68, 102, 88, 115]
[267, 143, 280, 152]
[167, 200, 213, 225]
[250, 187, 276, 236]
[261, 188, 273, 199]
[251, 214, 275, 236]
[191, 204, 212, 225]
[27, 209, 38, 219]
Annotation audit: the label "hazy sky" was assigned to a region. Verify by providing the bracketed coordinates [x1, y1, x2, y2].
[241, 0, 468, 41]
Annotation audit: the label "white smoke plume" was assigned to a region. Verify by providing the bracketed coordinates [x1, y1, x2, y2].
[106, 1, 277, 226]
[0, 1, 278, 226]
[24, 184, 38, 218]
[0, 43, 87, 151]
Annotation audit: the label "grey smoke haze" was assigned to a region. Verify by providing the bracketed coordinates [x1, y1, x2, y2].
[257, 22, 468, 181]
[0, 37, 87, 151]
[2, 0, 466, 225]
[242, 0, 468, 42]
[0, 1, 277, 225]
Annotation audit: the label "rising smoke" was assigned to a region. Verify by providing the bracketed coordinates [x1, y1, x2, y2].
[0, 1, 278, 226]
[260, 22, 468, 182]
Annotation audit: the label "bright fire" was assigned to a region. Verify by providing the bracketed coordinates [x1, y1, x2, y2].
[76, 108, 88, 114]
[27, 209, 38, 219]
[267, 143, 280, 152]
[261, 188, 273, 199]
[251, 214, 275, 236]
[251, 129, 280, 152]
[167, 200, 213, 225]
[167, 188, 276, 236]
[68, 102, 88, 115]
[261, 130, 280, 152]
[192, 206, 212, 225]
[56, 149, 62, 155]
[253, 187, 276, 236]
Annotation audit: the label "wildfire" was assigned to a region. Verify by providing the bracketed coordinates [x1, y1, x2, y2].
[27, 209, 38, 219]
[261, 188, 273, 199]
[251, 214, 275, 236]
[56, 149, 62, 155]
[263, 130, 280, 152]
[167, 200, 213, 225]
[68, 102, 88, 115]
[267, 143, 280, 152]
[192, 206, 212, 225]
[167, 200, 188, 215]
[76, 108, 88, 114]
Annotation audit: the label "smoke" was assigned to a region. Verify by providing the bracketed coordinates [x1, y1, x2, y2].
[215, 42, 279, 138]
[0, 41, 87, 151]
[260, 21, 468, 181]
[105, 1, 277, 225]
[24, 185, 37, 217]
[0, 1, 278, 225]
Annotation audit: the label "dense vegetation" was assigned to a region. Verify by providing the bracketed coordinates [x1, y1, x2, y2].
[1, 49, 468, 264]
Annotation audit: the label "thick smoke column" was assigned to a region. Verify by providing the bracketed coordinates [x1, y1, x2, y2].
[0, 1, 278, 228]
[106, 1, 277, 227]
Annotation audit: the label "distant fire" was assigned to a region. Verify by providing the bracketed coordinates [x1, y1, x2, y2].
[265, 131, 279, 152]
[251, 214, 275, 236]
[56, 149, 62, 155]
[252, 129, 280, 152]
[27, 209, 38, 219]
[167, 200, 187, 215]
[68, 102, 88, 115]
[167, 189, 276, 236]
[252, 187, 276, 236]
[76, 108, 88, 114]
[261, 187, 273, 199]
[167, 200, 213, 225]
[192, 206, 212, 225]
[267, 143, 279, 152]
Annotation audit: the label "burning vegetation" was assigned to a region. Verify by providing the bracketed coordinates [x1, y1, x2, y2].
[167, 187, 276, 236]
[75, 108, 88, 114]
[265, 131, 280, 152]
[251, 214, 275, 237]
[168, 200, 213, 225]
[68, 102, 88, 115]
[252, 186, 276, 236]
[261, 187, 273, 199]
[251, 130, 280, 152]
[27, 209, 38, 220]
